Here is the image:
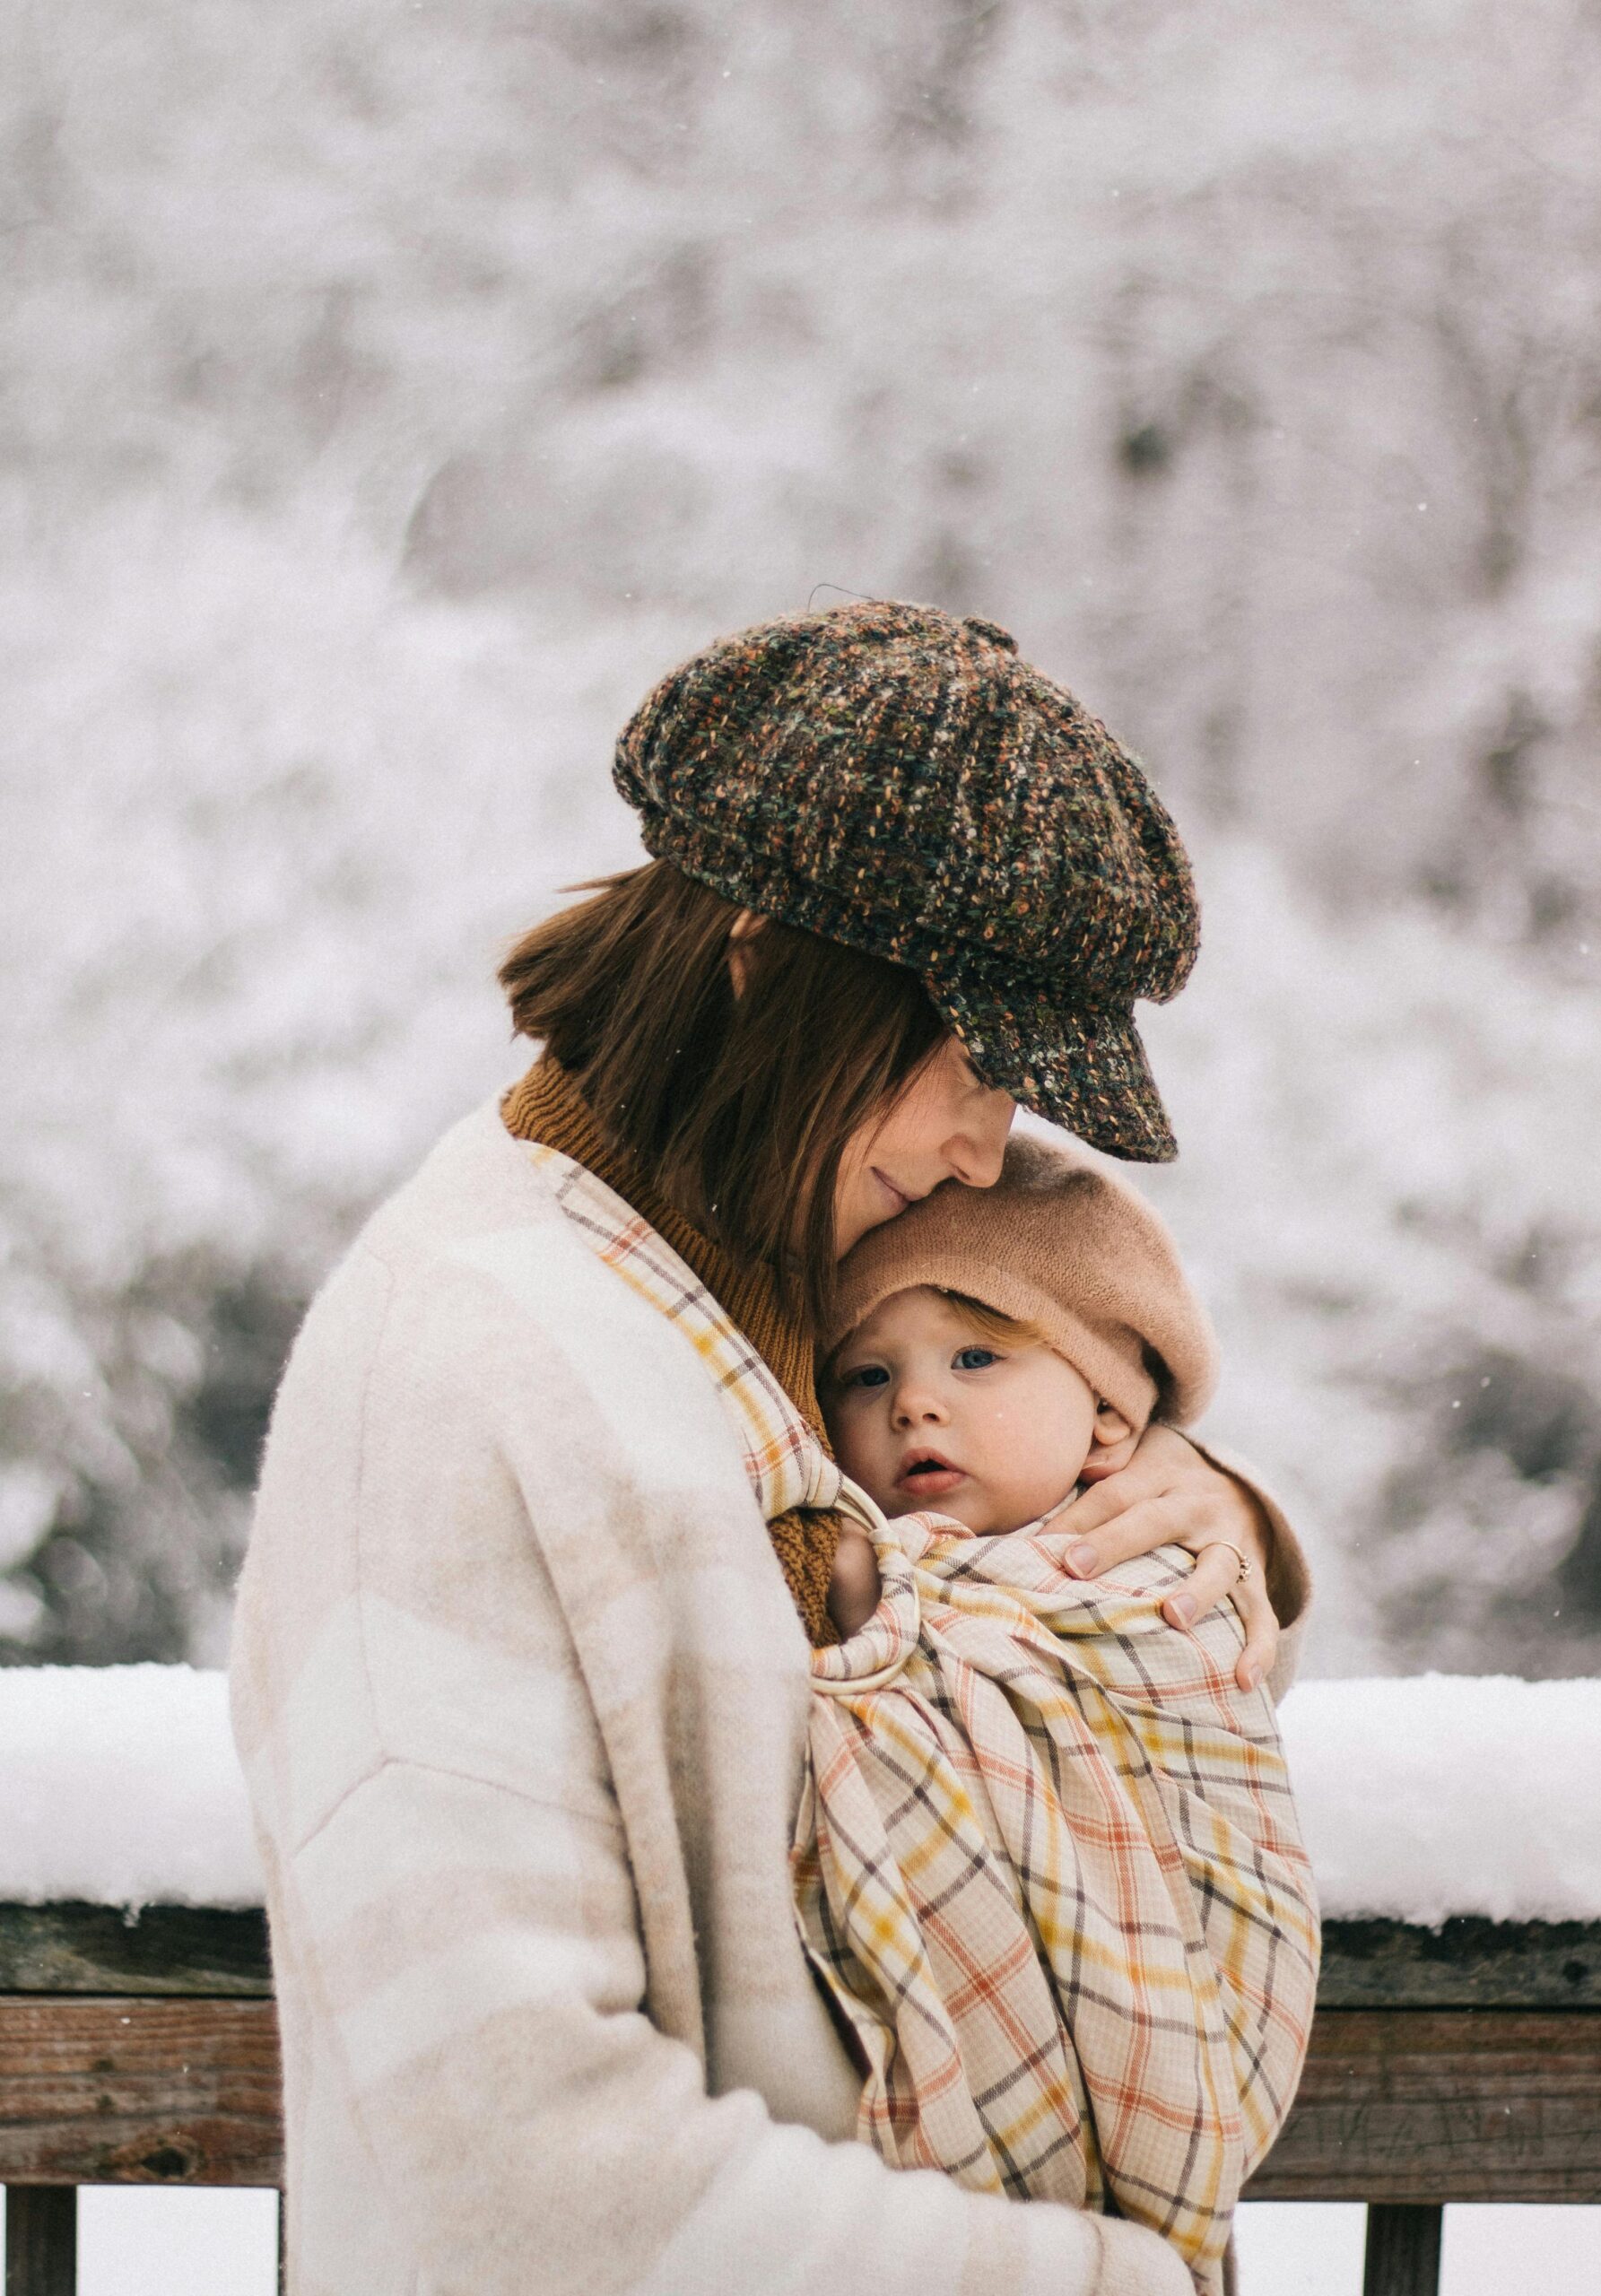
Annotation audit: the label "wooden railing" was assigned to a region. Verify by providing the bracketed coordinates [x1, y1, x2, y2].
[2, 1905, 1597, 2295]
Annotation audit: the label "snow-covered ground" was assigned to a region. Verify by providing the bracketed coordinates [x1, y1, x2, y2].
[4, 1663, 1598, 1920]
[1235, 2202, 1601, 2293]
[0, 2188, 278, 2296]
[0, 2191, 1590, 2296]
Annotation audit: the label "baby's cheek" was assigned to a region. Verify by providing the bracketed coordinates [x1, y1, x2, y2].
[991, 1418, 1092, 1515]
[829, 1418, 887, 1502]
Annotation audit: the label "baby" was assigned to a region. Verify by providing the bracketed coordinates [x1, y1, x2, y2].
[822, 1127, 1216, 1636]
[796, 1133, 1318, 2293]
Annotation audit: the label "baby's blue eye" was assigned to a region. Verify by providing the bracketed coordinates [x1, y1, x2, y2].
[953, 1346, 999, 1370]
[843, 1364, 891, 1390]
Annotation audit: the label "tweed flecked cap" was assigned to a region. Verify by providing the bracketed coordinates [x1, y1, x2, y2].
[613, 598, 1199, 1159]
[824, 1132, 1219, 1431]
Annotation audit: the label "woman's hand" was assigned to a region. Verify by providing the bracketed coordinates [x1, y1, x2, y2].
[1048, 1424, 1279, 1692]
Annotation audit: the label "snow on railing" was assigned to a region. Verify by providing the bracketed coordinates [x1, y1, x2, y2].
[0, 1666, 262, 1909]
[1281, 1674, 1601, 1926]
[1, 1665, 1598, 1921]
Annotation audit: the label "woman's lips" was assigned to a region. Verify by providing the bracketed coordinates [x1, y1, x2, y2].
[872, 1168, 919, 1212]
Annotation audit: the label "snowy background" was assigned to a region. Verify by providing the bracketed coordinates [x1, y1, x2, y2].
[4, 0, 1599, 1683]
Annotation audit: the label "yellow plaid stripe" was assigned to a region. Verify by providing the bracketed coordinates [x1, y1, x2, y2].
[527, 1145, 1318, 2292]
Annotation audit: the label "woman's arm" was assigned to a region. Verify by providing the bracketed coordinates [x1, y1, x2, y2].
[1051, 1424, 1311, 1697]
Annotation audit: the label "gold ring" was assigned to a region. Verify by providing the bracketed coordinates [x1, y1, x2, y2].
[1211, 1541, 1252, 1584]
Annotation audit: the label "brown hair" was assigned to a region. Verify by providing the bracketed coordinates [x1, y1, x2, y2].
[499, 862, 946, 1328]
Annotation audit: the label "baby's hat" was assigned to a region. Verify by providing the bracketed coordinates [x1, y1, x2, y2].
[827, 1132, 1218, 1431]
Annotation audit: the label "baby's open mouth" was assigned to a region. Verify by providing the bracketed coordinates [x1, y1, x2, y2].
[896, 1455, 966, 1497]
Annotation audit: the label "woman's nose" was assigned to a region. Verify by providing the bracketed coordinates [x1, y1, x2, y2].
[947, 1091, 1014, 1189]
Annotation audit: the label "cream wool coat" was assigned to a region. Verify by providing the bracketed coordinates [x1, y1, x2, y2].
[231, 1099, 1292, 2296]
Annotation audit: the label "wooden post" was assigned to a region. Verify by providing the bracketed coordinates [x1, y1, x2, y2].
[1363, 2203, 1444, 2296]
[4, 2186, 77, 2296]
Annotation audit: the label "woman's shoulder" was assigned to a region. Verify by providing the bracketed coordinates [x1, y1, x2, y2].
[279, 1095, 750, 1474]
[299, 1094, 587, 1328]
[359, 1093, 567, 1270]
[268, 1097, 563, 1386]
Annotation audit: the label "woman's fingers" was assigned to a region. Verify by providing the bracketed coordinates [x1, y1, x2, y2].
[1231, 1567, 1282, 1693]
[1052, 1425, 1283, 1691]
[1050, 1457, 1176, 1559]
[1160, 1540, 1247, 1630]
[1158, 1542, 1282, 1694]
[1058, 1490, 1190, 1578]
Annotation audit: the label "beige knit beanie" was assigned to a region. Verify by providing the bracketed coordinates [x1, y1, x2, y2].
[826, 1132, 1218, 1431]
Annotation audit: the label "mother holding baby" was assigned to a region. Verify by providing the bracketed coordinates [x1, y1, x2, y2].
[232, 601, 1314, 2296]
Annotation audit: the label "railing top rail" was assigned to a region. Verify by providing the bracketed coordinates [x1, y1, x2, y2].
[2, 1903, 1600, 2009]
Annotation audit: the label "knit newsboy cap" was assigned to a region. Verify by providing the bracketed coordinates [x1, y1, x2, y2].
[825, 1132, 1219, 1433]
[613, 599, 1199, 1161]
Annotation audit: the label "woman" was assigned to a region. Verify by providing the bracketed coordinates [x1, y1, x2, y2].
[232, 601, 1309, 2296]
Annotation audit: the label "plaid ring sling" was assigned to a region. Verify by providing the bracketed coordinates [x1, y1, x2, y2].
[524, 1144, 1320, 2294]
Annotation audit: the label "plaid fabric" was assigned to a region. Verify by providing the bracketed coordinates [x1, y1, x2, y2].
[797, 1511, 1319, 2293]
[531, 1145, 1318, 2292]
[520, 1144, 840, 1519]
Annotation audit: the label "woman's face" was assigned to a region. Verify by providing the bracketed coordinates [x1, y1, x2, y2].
[832, 1036, 1016, 1258]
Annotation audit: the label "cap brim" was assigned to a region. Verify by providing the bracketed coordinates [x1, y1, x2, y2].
[928, 972, 1179, 1161]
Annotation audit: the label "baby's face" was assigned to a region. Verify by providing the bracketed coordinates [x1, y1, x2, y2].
[826, 1287, 1108, 1536]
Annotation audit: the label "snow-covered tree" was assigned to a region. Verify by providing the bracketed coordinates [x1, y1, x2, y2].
[3, 0, 1597, 1666]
